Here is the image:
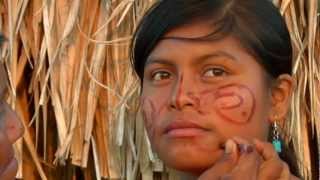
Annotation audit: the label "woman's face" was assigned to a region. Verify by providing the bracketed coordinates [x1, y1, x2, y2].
[141, 22, 273, 174]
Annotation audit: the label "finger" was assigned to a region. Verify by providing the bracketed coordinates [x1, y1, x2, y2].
[0, 158, 18, 180]
[232, 137, 256, 154]
[225, 144, 262, 179]
[279, 162, 291, 180]
[257, 158, 284, 180]
[290, 175, 301, 180]
[198, 139, 238, 180]
[253, 139, 279, 161]
[232, 136, 251, 145]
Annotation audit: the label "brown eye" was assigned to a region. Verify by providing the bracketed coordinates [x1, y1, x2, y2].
[203, 67, 227, 77]
[152, 71, 171, 81]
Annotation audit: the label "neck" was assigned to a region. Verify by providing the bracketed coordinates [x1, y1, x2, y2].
[174, 170, 198, 180]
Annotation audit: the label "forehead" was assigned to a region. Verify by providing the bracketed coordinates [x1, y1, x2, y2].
[163, 20, 216, 39]
[148, 20, 245, 61]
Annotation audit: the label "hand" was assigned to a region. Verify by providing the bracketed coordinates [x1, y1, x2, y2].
[254, 139, 300, 180]
[201, 138, 262, 180]
[198, 138, 263, 180]
[198, 138, 300, 180]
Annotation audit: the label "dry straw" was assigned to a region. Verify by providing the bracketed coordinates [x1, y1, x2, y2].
[0, 0, 318, 179]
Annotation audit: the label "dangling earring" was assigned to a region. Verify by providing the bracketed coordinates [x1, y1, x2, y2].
[272, 120, 282, 153]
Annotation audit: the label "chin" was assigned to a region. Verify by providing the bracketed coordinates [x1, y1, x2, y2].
[157, 145, 223, 175]
[166, 160, 208, 175]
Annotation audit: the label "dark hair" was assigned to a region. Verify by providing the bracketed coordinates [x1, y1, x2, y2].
[131, 0, 292, 81]
[130, 0, 299, 177]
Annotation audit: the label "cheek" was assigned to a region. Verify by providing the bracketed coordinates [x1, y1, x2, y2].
[140, 95, 168, 138]
[201, 84, 256, 124]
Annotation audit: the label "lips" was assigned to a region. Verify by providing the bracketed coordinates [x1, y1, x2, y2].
[164, 120, 208, 138]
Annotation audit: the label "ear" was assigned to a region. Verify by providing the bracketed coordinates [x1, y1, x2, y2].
[268, 74, 295, 125]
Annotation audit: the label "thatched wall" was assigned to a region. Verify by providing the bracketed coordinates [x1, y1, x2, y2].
[0, 0, 318, 179]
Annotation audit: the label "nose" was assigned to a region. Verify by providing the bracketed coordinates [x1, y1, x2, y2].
[3, 104, 24, 143]
[169, 75, 200, 110]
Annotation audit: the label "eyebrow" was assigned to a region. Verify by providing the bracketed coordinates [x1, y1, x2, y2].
[146, 50, 238, 67]
[145, 58, 176, 67]
[195, 51, 238, 63]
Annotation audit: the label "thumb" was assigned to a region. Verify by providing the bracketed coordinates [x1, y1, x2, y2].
[198, 140, 238, 180]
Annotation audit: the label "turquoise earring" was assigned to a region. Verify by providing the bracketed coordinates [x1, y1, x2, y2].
[272, 120, 282, 153]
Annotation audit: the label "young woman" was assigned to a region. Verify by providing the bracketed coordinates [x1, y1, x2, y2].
[0, 34, 24, 180]
[131, 0, 301, 179]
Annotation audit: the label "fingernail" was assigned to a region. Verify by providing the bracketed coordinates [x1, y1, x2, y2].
[224, 140, 234, 155]
[238, 144, 253, 154]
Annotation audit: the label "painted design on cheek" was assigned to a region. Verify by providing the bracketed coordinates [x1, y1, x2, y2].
[186, 92, 200, 109]
[141, 97, 168, 140]
[175, 75, 202, 112]
[215, 92, 244, 109]
[213, 84, 256, 124]
[141, 98, 156, 139]
[175, 75, 184, 109]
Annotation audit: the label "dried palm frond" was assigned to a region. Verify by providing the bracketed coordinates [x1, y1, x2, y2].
[274, 0, 319, 179]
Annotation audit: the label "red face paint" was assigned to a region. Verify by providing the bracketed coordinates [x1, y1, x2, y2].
[141, 98, 156, 139]
[141, 82, 255, 135]
[186, 92, 200, 109]
[175, 75, 184, 109]
[141, 97, 168, 140]
[198, 84, 256, 124]
[214, 84, 255, 123]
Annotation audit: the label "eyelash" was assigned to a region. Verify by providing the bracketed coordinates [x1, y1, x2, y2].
[151, 70, 172, 82]
[148, 66, 228, 83]
[202, 67, 228, 77]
